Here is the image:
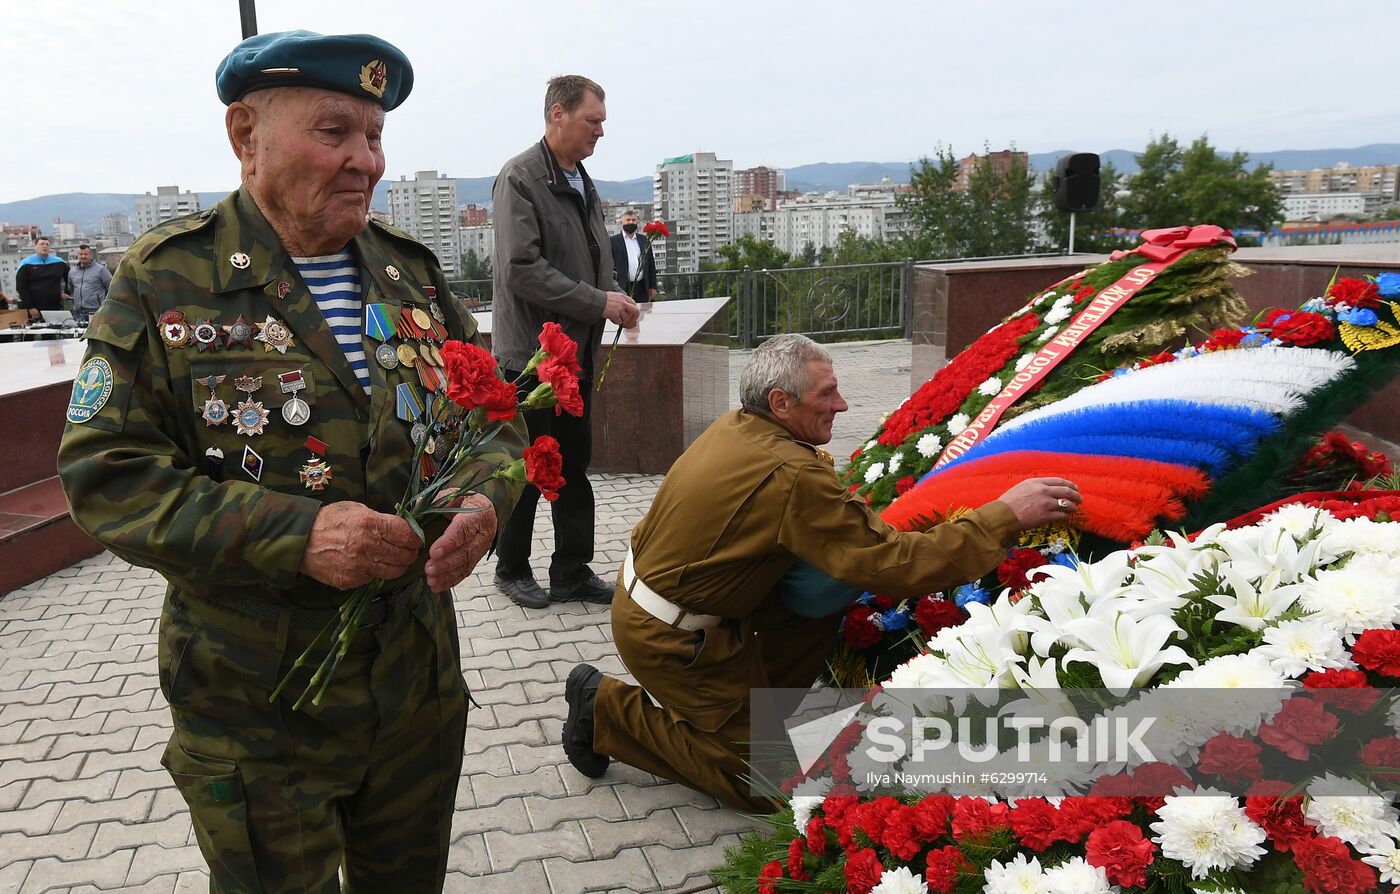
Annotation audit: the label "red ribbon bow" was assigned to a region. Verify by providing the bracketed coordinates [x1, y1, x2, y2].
[1109, 224, 1237, 263]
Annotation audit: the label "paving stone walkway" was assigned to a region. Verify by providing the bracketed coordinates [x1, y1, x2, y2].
[0, 340, 911, 894]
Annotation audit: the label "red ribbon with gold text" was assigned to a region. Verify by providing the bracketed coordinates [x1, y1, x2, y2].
[933, 225, 1237, 469]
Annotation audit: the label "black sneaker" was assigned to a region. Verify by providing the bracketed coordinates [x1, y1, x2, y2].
[563, 663, 609, 778]
[550, 573, 613, 605]
[494, 572, 549, 609]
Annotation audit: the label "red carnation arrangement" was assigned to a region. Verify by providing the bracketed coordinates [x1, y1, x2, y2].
[1327, 276, 1382, 310]
[1352, 628, 1400, 677]
[1259, 308, 1335, 346]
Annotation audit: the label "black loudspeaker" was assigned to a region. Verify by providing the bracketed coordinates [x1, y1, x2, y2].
[1053, 153, 1101, 213]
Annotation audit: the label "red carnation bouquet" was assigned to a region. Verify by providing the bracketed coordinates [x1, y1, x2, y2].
[271, 323, 583, 709]
[597, 219, 670, 390]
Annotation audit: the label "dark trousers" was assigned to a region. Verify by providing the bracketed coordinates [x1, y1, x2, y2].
[495, 371, 595, 588]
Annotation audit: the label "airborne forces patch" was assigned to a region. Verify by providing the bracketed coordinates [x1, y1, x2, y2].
[68, 357, 114, 424]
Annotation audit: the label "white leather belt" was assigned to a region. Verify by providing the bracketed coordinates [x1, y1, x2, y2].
[623, 549, 722, 632]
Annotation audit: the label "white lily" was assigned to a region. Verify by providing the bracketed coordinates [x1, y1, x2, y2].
[1026, 549, 1135, 607]
[1215, 524, 1324, 585]
[1206, 567, 1306, 630]
[1062, 611, 1197, 694]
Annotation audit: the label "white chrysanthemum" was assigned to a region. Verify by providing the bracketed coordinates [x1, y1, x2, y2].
[1036, 325, 1060, 343]
[864, 462, 885, 484]
[870, 865, 928, 894]
[1014, 353, 1034, 372]
[1043, 302, 1075, 326]
[1299, 559, 1400, 643]
[1255, 618, 1351, 678]
[978, 375, 1003, 396]
[1305, 773, 1400, 852]
[1322, 517, 1400, 561]
[887, 452, 902, 474]
[865, 439, 878, 450]
[1160, 653, 1292, 745]
[915, 432, 942, 458]
[1043, 857, 1115, 894]
[1259, 502, 1336, 539]
[983, 853, 1045, 894]
[946, 413, 970, 435]
[1150, 789, 1266, 879]
[1361, 837, 1400, 885]
[789, 775, 833, 829]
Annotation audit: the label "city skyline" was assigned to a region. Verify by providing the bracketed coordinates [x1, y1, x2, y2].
[5, 0, 1398, 205]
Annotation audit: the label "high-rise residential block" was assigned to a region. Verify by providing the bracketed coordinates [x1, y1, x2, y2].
[134, 186, 201, 233]
[653, 152, 734, 275]
[388, 171, 461, 275]
[954, 150, 1029, 192]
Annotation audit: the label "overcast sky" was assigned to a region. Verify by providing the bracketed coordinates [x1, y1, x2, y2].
[5, 0, 1398, 203]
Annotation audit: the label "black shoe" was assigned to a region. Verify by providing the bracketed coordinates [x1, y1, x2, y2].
[495, 572, 549, 609]
[563, 663, 610, 778]
[550, 573, 614, 605]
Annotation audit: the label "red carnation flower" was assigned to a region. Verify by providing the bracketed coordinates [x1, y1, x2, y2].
[804, 816, 827, 857]
[895, 475, 917, 495]
[479, 376, 519, 422]
[844, 848, 883, 894]
[1130, 763, 1193, 812]
[1293, 834, 1377, 894]
[1359, 737, 1400, 782]
[842, 605, 884, 650]
[1260, 308, 1335, 347]
[1198, 732, 1265, 785]
[1056, 795, 1132, 841]
[757, 859, 783, 894]
[786, 836, 809, 881]
[1352, 629, 1400, 676]
[1009, 798, 1059, 852]
[880, 805, 922, 860]
[642, 219, 671, 239]
[1303, 669, 1380, 713]
[1259, 697, 1339, 761]
[996, 547, 1050, 591]
[914, 598, 966, 637]
[523, 435, 566, 502]
[536, 321, 581, 375]
[1245, 780, 1316, 853]
[951, 797, 1009, 843]
[441, 339, 509, 411]
[1202, 327, 1247, 350]
[912, 794, 954, 841]
[536, 356, 584, 417]
[924, 845, 968, 893]
[1328, 277, 1382, 310]
[1085, 820, 1156, 889]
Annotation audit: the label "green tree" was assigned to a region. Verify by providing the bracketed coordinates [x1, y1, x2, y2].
[706, 233, 794, 271]
[1038, 160, 1133, 253]
[1120, 134, 1284, 241]
[818, 230, 907, 266]
[460, 248, 491, 280]
[899, 145, 1043, 259]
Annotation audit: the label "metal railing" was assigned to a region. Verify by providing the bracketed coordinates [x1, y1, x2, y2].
[445, 277, 492, 312]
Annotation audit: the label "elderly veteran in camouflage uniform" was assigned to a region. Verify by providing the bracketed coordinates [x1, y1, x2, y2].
[57, 31, 525, 893]
[560, 334, 1081, 810]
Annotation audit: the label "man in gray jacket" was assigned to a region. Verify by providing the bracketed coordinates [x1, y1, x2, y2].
[69, 245, 111, 323]
[491, 74, 640, 609]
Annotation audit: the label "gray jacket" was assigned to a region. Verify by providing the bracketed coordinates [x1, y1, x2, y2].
[69, 261, 112, 319]
[491, 139, 614, 378]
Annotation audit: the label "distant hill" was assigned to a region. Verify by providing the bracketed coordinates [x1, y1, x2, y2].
[7, 143, 1400, 233]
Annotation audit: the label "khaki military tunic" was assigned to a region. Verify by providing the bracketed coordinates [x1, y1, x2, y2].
[57, 189, 526, 893]
[593, 410, 1019, 810]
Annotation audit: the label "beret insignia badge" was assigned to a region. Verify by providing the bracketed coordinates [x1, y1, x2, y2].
[359, 60, 387, 98]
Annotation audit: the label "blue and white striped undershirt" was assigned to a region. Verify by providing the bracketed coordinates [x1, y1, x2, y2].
[290, 252, 371, 394]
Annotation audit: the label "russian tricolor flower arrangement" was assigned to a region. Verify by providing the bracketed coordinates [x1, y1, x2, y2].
[715, 500, 1400, 894]
[829, 239, 1400, 684]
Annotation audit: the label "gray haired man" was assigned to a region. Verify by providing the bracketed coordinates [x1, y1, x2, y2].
[69, 245, 111, 323]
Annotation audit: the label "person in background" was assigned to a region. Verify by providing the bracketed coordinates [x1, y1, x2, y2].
[15, 236, 70, 319]
[610, 210, 657, 302]
[68, 244, 111, 323]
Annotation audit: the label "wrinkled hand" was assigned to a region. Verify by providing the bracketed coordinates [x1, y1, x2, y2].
[425, 492, 498, 592]
[603, 291, 641, 328]
[997, 477, 1083, 529]
[299, 501, 421, 590]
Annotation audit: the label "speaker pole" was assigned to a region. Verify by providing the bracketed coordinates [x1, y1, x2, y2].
[239, 0, 258, 38]
[1068, 211, 1077, 255]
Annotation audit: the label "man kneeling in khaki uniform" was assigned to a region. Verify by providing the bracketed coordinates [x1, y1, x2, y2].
[560, 334, 1082, 809]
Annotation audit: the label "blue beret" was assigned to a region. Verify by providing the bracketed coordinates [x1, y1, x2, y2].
[215, 30, 413, 111]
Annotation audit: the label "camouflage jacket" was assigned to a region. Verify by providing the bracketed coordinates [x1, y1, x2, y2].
[58, 189, 526, 609]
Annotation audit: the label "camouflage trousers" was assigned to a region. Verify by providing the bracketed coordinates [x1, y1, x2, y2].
[157, 582, 468, 894]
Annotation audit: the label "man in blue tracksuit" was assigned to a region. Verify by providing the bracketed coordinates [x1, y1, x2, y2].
[15, 236, 70, 319]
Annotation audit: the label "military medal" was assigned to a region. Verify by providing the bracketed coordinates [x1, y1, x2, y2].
[224, 314, 255, 349]
[159, 310, 190, 349]
[375, 343, 399, 369]
[192, 319, 222, 352]
[395, 381, 425, 424]
[233, 376, 269, 436]
[429, 301, 445, 324]
[198, 374, 230, 427]
[385, 264, 400, 281]
[254, 315, 296, 354]
[411, 307, 433, 334]
[298, 436, 333, 492]
[364, 304, 400, 369]
[241, 444, 263, 481]
[396, 342, 419, 368]
[417, 361, 446, 393]
[278, 369, 311, 426]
